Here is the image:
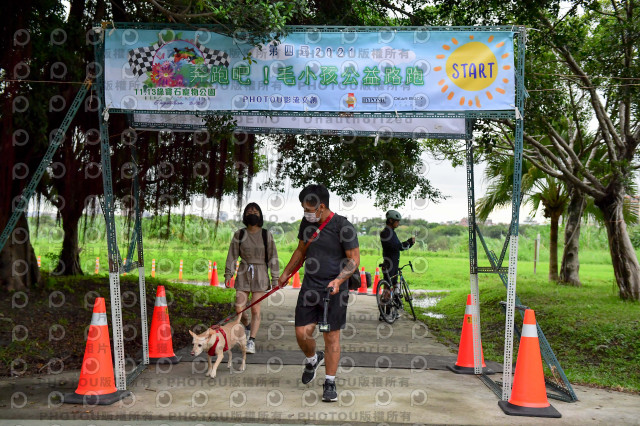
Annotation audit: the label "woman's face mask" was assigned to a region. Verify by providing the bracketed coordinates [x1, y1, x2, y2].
[246, 213, 260, 226]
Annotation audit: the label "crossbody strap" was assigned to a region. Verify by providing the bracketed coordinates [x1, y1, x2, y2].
[304, 212, 335, 251]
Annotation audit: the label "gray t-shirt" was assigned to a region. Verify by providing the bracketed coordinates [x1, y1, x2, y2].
[297, 214, 359, 291]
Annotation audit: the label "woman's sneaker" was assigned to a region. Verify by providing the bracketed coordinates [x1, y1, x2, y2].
[246, 339, 255, 354]
[301, 351, 324, 384]
[322, 379, 338, 402]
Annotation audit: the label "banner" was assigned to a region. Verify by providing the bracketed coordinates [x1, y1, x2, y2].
[104, 27, 515, 113]
[131, 113, 467, 137]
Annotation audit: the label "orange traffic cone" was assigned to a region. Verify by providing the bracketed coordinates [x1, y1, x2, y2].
[63, 297, 130, 405]
[499, 310, 561, 418]
[148, 286, 181, 364]
[292, 270, 301, 288]
[447, 294, 494, 375]
[373, 267, 380, 294]
[209, 261, 219, 286]
[228, 260, 239, 288]
[358, 267, 367, 293]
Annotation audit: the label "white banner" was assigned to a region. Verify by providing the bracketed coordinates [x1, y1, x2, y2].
[132, 113, 467, 137]
[105, 27, 516, 114]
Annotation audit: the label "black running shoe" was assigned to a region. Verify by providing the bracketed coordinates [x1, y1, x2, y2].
[322, 379, 338, 402]
[301, 351, 324, 384]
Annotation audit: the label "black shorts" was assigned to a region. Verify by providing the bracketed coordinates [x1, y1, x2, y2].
[295, 287, 349, 332]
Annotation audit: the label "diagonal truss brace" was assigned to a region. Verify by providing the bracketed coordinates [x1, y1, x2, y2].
[0, 76, 94, 253]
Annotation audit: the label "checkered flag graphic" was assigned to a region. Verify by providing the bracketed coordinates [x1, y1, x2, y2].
[127, 43, 160, 77]
[196, 40, 230, 67]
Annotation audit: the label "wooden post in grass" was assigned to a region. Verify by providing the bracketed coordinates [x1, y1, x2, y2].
[534, 233, 540, 274]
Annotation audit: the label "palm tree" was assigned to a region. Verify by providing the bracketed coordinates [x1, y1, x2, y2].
[477, 156, 569, 281]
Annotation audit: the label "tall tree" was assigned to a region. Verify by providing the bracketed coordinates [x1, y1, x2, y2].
[476, 157, 569, 281]
[396, 0, 640, 300]
[0, 0, 68, 289]
[0, 0, 305, 285]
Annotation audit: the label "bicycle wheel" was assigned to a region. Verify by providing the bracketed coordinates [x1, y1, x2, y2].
[376, 280, 397, 324]
[401, 279, 417, 321]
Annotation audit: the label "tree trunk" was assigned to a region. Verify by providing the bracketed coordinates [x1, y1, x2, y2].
[0, 213, 41, 291]
[596, 191, 640, 301]
[560, 186, 584, 286]
[548, 211, 561, 281]
[54, 208, 84, 276]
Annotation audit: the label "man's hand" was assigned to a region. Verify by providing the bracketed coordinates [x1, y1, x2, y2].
[327, 279, 341, 295]
[225, 279, 231, 288]
[411, 236, 416, 244]
[278, 275, 289, 288]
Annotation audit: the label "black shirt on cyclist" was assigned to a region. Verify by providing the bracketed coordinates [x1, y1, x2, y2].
[380, 210, 415, 286]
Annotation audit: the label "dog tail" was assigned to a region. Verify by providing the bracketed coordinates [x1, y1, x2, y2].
[233, 312, 243, 324]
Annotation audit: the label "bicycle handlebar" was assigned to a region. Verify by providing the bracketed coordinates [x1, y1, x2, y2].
[399, 262, 414, 273]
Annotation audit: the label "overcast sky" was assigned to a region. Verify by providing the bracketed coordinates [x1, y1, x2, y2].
[207, 140, 534, 225]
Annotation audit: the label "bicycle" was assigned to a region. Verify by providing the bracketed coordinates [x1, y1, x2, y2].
[376, 262, 416, 324]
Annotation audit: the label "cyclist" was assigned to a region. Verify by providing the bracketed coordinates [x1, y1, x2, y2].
[379, 210, 415, 319]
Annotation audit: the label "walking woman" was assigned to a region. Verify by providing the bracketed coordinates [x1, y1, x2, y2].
[225, 202, 280, 354]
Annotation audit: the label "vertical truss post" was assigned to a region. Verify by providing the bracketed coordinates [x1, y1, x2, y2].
[94, 27, 126, 391]
[465, 119, 483, 375]
[131, 146, 149, 365]
[502, 26, 527, 401]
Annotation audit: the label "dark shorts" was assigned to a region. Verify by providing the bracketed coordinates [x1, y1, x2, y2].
[295, 287, 349, 332]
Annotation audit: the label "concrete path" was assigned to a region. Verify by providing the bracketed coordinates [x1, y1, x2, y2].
[1, 288, 639, 425]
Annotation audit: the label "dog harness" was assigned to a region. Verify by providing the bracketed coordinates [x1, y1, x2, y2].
[207, 327, 229, 356]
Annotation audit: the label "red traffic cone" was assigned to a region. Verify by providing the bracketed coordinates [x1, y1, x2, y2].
[358, 267, 368, 294]
[447, 294, 494, 375]
[373, 267, 380, 294]
[292, 270, 301, 288]
[499, 309, 561, 418]
[148, 286, 181, 364]
[63, 297, 130, 405]
[209, 261, 219, 286]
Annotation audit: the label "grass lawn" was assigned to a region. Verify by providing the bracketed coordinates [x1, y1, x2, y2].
[0, 274, 236, 377]
[417, 271, 640, 393]
[26, 221, 640, 392]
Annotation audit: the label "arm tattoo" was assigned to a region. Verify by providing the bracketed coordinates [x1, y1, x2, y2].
[337, 258, 358, 282]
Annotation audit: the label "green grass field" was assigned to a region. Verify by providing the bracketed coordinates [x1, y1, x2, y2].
[26, 215, 640, 391]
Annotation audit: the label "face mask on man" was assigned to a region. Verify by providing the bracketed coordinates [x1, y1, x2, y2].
[246, 214, 260, 226]
[304, 206, 321, 223]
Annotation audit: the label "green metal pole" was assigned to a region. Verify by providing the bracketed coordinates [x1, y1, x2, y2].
[94, 26, 127, 391]
[502, 26, 526, 401]
[465, 119, 483, 375]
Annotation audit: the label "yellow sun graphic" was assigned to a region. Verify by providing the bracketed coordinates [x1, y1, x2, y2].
[434, 34, 512, 108]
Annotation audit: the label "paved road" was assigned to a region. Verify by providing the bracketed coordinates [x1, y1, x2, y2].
[1, 288, 638, 425]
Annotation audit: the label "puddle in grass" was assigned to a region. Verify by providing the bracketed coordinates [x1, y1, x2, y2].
[412, 290, 446, 319]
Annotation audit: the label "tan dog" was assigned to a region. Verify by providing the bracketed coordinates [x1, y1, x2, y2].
[189, 317, 247, 379]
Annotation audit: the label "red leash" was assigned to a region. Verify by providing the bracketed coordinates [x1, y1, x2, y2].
[211, 212, 335, 330]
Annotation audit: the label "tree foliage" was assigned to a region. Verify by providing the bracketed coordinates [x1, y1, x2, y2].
[263, 135, 443, 209]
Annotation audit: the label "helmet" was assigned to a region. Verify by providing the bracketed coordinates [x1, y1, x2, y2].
[386, 210, 402, 221]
